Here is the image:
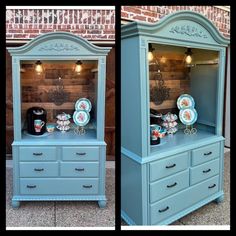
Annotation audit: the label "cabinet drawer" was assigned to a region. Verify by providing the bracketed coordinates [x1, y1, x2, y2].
[20, 178, 99, 195]
[19, 147, 57, 161]
[190, 158, 220, 185]
[60, 162, 99, 177]
[62, 147, 99, 161]
[20, 162, 58, 177]
[192, 143, 220, 166]
[150, 152, 189, 182]
[150, 169, 189, 203]
[150, 175, 219, 225]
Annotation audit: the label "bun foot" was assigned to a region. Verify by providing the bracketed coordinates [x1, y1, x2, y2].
[98, 200, 107, 208]
[215, 195, 224, 204]
[12, 200, 20, 209]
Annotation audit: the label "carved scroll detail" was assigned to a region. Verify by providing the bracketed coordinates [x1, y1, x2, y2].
[169, 25, 208, 38]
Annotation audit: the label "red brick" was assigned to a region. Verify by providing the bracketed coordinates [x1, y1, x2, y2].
[8, 29, 23, 33]
[13, 34, 28, 38]
[24, 29, 39, 33]
[123, 6, 141, 15]
[133, 15, 147, 21]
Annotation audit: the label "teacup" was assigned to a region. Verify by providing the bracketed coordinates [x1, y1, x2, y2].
[34, 119, 45, 133]
[46, 123, 56, 133]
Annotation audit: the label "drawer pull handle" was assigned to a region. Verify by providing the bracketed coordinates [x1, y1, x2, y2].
[76, 152, 86, 156]
[33, 152, 43, 156]
[158, 206, 169, 213]
[34, 168, 44, 172]
[27, 185, 36, 189]
[208, 184, 216, 189]
[203, 168, 211, 173]
[204, 151, 212, 156]
[167, 182, 177, 188]
[166, 164, 176, 169]
[75, 168, 84, 171]
[83, 185, 92, 188]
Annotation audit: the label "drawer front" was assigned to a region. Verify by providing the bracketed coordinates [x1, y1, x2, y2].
[150, 175, 219, 225]
[20, 162, 58, 177]
[62, 147, 99, 161]
[19, 147, 57, 161]
[20, 178, 99, 195]
[60, 162, 99, 177]
[192, 143, 220, 166]
[150, 169, 189, 203]
[150, 152, 189, 182]
[190, 158, 220, 185]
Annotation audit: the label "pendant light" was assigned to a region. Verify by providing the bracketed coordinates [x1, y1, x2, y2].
[185, 48, 193, 66]
[35, 60, 43, 75]
[148, 44, 154, 61]
[75, 60, 83, 74]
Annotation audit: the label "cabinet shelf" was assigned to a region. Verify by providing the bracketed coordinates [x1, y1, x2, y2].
[150, 128, 217, 155]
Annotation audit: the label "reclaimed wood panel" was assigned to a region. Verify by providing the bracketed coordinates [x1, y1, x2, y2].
[149, 52, 190, 113]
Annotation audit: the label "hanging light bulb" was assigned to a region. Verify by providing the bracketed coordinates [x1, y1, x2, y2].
[148, 44, 154, 61]
[75, 60, 82, 74]
[35, 60, 43, 75]
[185, 48, 193, 66]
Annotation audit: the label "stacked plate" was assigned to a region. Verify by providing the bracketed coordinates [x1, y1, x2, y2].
[73, 98, 91, 127]
[177, 94, 198, 126]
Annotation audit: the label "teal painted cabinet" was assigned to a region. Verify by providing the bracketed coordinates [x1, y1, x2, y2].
[7, 32, 111, 208]
[121, 11, 229, 225]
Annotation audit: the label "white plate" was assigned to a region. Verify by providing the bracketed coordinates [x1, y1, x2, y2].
[75, 98, 92, 112]
[73, 110, 90, 126]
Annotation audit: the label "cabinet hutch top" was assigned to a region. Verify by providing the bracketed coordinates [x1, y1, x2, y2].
[7, 31, 111, 57]
[121, 11, 230, 47]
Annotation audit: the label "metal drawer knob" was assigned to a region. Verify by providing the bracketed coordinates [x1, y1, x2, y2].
[76, 152, 86, 156]
[208, 184, 216, 189]
[83, 185, 92, 188]
[204, 151, 212, 156]
[33, 152, 43, 156]
[167, 182, 177, 188]
[158, 206, 169, 213]
[75, 168, 85, 171]
[27, 185, 36, 188]
[34, 168, 44, 172]
[203, 168, 211, 173]
[166, 163, 176, 169]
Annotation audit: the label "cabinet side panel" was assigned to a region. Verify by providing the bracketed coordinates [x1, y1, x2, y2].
[190, 64, 217, 128]
[121, 154, 145, 225]
[121, 37, 142, 156]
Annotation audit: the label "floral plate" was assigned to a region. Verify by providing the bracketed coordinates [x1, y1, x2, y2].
[75, 98, 92, 112]
[73, 110, 90, 126]
[179, 108, 198, 126]
[177, 94, 195, 110]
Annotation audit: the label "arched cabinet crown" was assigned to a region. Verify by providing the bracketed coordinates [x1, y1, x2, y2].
[7, 31, 111, 57]
[121, 11, 230, 47]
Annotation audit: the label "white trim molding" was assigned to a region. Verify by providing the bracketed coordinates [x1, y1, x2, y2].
[214, 6, 230, 11]
[6, 6, 115, 10]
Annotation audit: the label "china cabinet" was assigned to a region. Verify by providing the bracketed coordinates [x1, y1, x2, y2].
[7, 32, 111, 208]
[121, 11, 229, 225]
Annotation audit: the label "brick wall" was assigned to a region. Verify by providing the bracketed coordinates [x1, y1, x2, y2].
[121, 6, 230, 38]
[6, 8, 115, 40]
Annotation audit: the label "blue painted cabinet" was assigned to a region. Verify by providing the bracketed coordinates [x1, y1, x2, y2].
[121, 11, 229, 225]
[7, 32, 111, 208]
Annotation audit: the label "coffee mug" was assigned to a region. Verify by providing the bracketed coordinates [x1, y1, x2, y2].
[34, 119, 45, 133]
[150, 124, 162, 140]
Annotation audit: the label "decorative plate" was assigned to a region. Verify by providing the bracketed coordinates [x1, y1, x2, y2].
[179, 108, 198, 126]
[177, 94, 195, 110]
[73, 110, 90, 126]
[75, 98, 92, 112]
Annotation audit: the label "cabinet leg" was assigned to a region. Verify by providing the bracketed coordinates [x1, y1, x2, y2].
[98, 200, 107, 208]
[215, 195, 224, 204]
[12, 200, 20, 209]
